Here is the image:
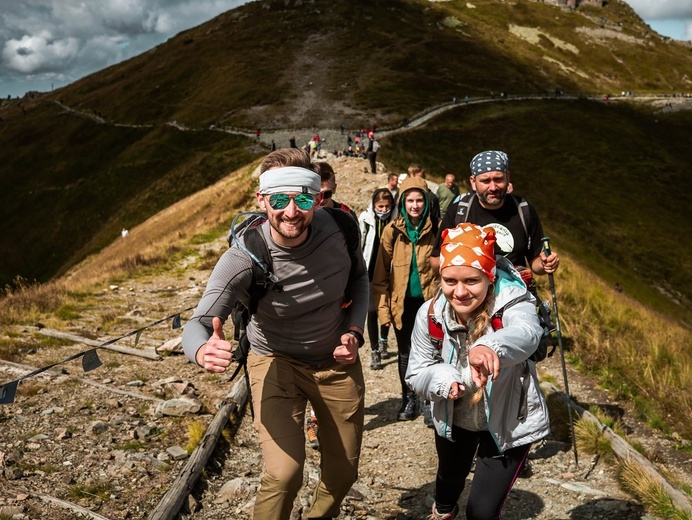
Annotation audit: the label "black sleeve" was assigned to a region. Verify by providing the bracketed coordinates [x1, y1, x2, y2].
[432, 200, 459, 257]
[428, 191, 440, 223]
[527, 204, 545, 262]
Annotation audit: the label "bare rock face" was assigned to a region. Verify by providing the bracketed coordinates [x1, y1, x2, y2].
[155, 396, 203, 416]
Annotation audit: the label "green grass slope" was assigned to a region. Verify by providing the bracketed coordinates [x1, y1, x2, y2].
[382, 98, 692, 324]
[0, 0, 690, 316]
[0, 100, 262, 285]
[31, 0, 692, 129]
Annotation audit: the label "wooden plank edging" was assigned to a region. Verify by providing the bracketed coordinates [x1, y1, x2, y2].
[6, 485, 112, 520]
[0, 359, 164, 403]
[543, 382, 692, 516]
[30, 326, 161, 360]
[148, 376, 249, 520]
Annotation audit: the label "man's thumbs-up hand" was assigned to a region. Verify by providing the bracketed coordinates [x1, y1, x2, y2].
[211, 316, 226, 341]
[196, 317, 233, 372]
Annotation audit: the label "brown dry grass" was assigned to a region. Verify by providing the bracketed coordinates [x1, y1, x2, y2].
[62, 161, 261, 292]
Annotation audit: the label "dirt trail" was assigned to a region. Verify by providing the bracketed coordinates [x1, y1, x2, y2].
[1, 156, 689, 520]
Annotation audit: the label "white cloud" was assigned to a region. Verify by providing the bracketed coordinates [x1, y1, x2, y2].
[625, 0, 692, 20]
[0, 0, 250, 97]
[3, 34, 80, 74]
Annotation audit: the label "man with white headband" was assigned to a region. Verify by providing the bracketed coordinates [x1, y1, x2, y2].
[183, 148, 369, 520]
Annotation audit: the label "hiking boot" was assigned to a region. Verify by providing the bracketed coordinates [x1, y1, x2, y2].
[422, 400, 434, 428]
[428, 503, 459, 520]
[397, 393, 417, 421]
[378, 338, 390, 359]
[306, 415, 320, 450]
[370, 348, 382, 370]
[518, 459, 533, 478]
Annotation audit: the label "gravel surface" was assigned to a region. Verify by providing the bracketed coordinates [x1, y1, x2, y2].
[1, 156, 690, 520]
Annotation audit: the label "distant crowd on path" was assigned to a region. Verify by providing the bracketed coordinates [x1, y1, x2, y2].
[183, 147, 562, 520]
[286, 127, 380, 170]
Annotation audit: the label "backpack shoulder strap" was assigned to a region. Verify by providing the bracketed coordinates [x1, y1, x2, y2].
[323, 207, 363, 307]
[428, 291, 444, 350]
[454, 192, 476, 225]
[510, 195, 533, 251]
[243, 226, 273, 315]
[490, 309, 504, 331]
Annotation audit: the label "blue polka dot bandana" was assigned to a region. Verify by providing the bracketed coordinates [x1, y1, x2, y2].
[469, 150, 509, 177]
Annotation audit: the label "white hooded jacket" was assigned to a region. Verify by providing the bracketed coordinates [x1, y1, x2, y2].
[405, 256, 551, 451]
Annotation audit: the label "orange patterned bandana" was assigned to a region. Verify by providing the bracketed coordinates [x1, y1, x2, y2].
[439, 223, 497, 282]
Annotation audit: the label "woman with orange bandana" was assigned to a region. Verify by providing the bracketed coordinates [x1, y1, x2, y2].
[406, 223, 550, 520]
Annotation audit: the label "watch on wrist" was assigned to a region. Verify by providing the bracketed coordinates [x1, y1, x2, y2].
[346, 330, 365, 348]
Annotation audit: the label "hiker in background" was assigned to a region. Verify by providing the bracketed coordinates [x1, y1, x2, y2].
[316, 162, 357, 219]
[383, 173, 399, 206]
[372, 176, 439, 421]
[289, 136, 297, 148]
[436, 174, 460, 214]
[359, 188, 397, 369]
[430, 150, 560, 278]
[408, 163, 441, 223]
[407, 223, 550, 520]
[182, 148, 369, 520]
[271, 139, 276, 151]
[366, 131, 380, 174]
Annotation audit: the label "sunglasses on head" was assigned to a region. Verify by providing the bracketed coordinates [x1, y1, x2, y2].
[267, 193, 316, 211]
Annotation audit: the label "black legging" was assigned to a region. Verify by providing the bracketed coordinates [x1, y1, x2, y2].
[393, 296, 424, 396]
[434, 426, 531, 520]
[366, 310, 390, 350]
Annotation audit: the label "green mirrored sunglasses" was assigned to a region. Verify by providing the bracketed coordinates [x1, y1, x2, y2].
[267, 193, 316, 211]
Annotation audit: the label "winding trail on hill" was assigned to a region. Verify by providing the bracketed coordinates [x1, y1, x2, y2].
[49, 92, 687, 152]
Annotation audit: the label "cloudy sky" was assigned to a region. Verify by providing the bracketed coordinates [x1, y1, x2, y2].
[1, 0, 690, 99]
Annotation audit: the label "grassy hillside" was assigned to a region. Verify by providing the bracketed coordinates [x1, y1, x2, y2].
[0, 99, 262, 286]
[20, 0, 692, 130]
[382, 98, 692, 324]
[0, 0, 690, 307]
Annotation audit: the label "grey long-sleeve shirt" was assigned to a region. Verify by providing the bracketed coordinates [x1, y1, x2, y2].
[182, 209, 369, 366]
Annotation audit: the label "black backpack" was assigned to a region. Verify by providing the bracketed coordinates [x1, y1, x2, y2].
[454, 192, 533, 250]
[226, 208, 362, 381]
[452, 193, 555, 362]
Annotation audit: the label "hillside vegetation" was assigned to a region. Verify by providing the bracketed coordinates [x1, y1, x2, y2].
[0, 0, 690, 322]
[382, 98, 692, 324]
[2, 155, 689, 448]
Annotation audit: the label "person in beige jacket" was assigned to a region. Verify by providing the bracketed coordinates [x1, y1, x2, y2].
[372, 176, 440, 421]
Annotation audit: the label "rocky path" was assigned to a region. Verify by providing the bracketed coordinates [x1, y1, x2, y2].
[1, 156, 690, 520]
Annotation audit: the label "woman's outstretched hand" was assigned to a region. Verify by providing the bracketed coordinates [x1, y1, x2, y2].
[468, 345, 500, 388]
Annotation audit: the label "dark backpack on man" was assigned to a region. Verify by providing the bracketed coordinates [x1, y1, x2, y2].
[454, 192, 533, 250]
[226, 207, 362, 381]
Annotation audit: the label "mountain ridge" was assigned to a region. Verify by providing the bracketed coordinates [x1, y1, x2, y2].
[1, 0, 690, 323]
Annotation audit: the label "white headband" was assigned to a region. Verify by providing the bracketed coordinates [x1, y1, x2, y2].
[258, 167, 321, 195]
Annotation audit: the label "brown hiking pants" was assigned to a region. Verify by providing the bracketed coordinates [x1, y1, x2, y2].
[247, 350, 365, 520]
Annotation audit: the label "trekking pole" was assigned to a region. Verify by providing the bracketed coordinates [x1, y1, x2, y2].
[542, 237, 578, 466]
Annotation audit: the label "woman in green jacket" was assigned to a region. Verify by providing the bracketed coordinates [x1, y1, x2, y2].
[372, 176, 439, 420]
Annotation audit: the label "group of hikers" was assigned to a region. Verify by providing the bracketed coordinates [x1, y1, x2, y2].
[289, 129, 380, 174]
[182, 146, 560, 520]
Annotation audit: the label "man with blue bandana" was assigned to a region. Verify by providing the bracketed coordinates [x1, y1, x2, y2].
[183, 148, 369, 520]
[430, 150, 560, 276]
